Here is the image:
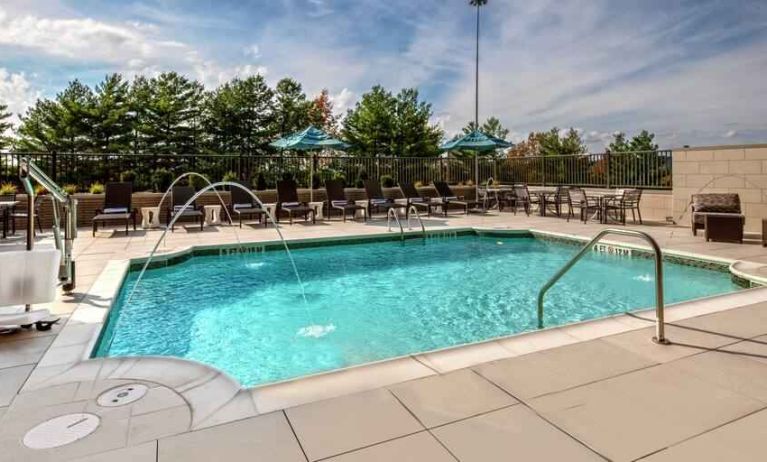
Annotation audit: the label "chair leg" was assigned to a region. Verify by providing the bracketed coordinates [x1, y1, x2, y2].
[637, 207, 643, 225]
[37, 215, 43, 234]
[92, 221, 97, 237]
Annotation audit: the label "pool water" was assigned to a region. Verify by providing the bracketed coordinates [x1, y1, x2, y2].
[96, 234, 741, 387]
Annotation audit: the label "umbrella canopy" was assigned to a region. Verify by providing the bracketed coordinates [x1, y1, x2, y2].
[270, 125, 350, 151]
[440, 130, 513, 152]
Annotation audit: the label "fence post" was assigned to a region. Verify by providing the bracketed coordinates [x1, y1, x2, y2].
[51, 151, 58, 184]
[541, 156, 546, 186]
[605, 152, 611, 189]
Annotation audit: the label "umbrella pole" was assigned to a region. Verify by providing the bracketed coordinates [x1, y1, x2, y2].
[310, 152, 314, 203]
[475, 153, 479, 201]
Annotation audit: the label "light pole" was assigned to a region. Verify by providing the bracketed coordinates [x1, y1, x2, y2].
[469, 0, 487, 197]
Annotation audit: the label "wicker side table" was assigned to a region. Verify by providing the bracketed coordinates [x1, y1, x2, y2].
[762, 218, 766, 247]
[703, 213, 745, 243]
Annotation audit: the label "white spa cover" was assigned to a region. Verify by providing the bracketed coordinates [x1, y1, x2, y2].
[0, 249, 61, 307]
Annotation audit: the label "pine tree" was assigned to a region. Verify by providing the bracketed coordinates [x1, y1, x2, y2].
[91, 74, 131, 152]
[204, 75, 275, 156]
[0, 102, 12, 151]
[273, 78, 310, 137]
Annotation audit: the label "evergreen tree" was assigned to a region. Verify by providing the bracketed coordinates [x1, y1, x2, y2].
[91, 74, 131, 152]
[343, 85, 441, 157]
[204, 75, 275, 155]
[138, 72, 205, 154]
[608, 130, 658, 153]
[55, 80, 96, 152]
[461, 116, 509, 140]
[273, 78, 310, 137]
[608, 132, 630, 153]
[16, 99, 62, 152]
[0, 102, 12, 151]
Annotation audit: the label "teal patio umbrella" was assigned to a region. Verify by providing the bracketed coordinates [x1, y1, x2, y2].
[270, 126, 350, 201]
[270, 125, 350, 151]
[440, 130, 513, 198]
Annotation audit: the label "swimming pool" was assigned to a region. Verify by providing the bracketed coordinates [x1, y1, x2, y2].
[95, 232, 741, 387]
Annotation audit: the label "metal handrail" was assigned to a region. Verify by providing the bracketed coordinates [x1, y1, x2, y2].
[537, 229, 668, 344]
[406, 205, 426, 236]
[387, 207, 404, 240]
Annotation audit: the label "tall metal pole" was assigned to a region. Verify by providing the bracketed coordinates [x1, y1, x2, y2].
[474, 2, 480, 199]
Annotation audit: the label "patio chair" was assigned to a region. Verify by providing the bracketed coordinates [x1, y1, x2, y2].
[690, 193, 744, 243]
[501, 184, 534, 215]
[432, 181, 479, 216]
[167, 185, 204, 231]
[92, 183, 138, 236]
[363, 180, 407, 218]
[566, 187, 600, 223]
[604, 189, 643, 225]
[543, 186, 570, 217]
[230, 181, 267, 228]
[400, 183, 434, 216]
[276, 179, 316, 224]
[10, 194, 45, 236]
[325, 179, 366, 222]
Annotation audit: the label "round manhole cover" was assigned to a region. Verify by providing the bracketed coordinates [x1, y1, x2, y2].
[97, 383, 149, 407]
[23, 413, 100, 449]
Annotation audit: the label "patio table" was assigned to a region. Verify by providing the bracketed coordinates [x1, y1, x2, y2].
[0, 201, 20, 239]
[480, 186, 513, 210]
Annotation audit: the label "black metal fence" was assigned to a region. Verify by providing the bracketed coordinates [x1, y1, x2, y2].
[0, 150, 672, 192]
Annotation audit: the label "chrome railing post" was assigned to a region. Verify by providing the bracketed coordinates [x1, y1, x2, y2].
[537, 229, 668, 344]
[387, 207, 404, 240]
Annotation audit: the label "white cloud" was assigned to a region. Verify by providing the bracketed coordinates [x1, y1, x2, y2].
[0, 68, 39, 130]
[723, 130, 738, 138]
[244, 44, 261, 58]
[329, 88, 356, 116]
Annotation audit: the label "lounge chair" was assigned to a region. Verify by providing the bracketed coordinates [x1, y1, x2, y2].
[690, 193, 744, 243]
[276, 179, 316, 224]
[230, 181, 267, 227]
[325, 179, 366, 222]
[363, 180, 407, 217]
[604, 189, 643, 225]
[92, 182, 137, 236]
[167, 185, 204, 231]
[432, 181, 479, 216]
[400, 183, 434, 216]
[567, 187, 600, 223]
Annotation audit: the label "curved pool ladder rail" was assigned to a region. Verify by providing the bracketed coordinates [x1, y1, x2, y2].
[407, 205, 426, 236]
[387, 207, 404, 240]
[537, 228, 669, 344]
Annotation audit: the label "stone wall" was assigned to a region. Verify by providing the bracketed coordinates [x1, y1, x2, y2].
[672, 144, 767, 233]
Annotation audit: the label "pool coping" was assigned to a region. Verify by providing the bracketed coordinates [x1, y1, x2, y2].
[23, 227, 767, 421]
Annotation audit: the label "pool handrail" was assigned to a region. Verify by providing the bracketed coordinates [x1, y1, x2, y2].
[387, 207, 404, 240]
[407, 205, 426, 236]
[537, 228, 668, 344]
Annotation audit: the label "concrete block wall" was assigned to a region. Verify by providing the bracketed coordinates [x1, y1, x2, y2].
[672, 144, 767, 233]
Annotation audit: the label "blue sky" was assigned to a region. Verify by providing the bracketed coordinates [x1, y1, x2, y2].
[1, 0, 766, 150]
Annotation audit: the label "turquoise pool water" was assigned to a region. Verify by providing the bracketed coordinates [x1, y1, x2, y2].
[96, 234, 741, 387]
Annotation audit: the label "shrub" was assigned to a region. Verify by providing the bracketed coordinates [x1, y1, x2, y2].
[89, 182, 105, 194]
[119, 170, 137, 183]
[0, 182, 17, 195]
[188, 173, 209, 191]
[380, 175, 396, 188]
[354, 167, 369, 188]
[253, 172, 267, 191]
[34, 184, 47, 195]
[414, 181, 424, 188]
[222, 171, 238, 184]
[151, 168, 174, 192]
[62, 184, 78, 195]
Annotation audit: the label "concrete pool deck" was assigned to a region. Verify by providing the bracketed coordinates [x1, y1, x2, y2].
[1, 211, 767, 461]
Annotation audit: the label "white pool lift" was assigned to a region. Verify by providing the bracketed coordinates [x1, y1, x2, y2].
[0, 158, 77, 331]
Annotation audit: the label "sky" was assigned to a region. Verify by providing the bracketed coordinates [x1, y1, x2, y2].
[1, 0, 766, 150]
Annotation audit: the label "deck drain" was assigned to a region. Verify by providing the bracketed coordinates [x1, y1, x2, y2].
[97, 383, 148, 407]
[23, 413, 100, 449]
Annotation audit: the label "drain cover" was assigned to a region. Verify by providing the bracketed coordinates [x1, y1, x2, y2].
[23, 413, 100, 449]
[97, 383, 148, 407]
